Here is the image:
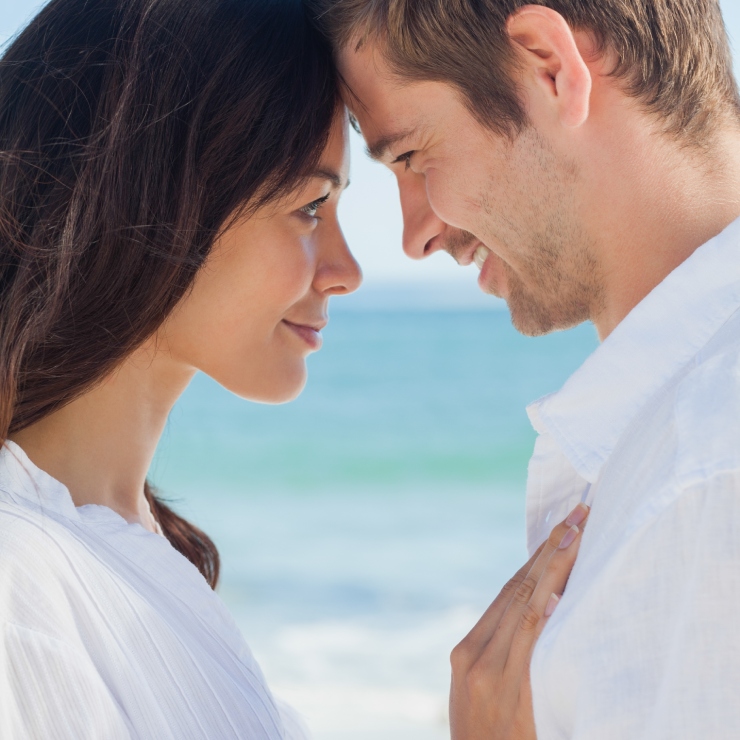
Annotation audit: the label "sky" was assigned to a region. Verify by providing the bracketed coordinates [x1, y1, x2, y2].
[1, 0, 739, 293]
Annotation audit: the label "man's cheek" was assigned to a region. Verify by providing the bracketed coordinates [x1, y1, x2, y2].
[397, 171, 428, 214]
[425, 170, 473, 230]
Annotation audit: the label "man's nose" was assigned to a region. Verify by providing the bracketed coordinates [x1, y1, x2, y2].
[398, 172, 447, 260]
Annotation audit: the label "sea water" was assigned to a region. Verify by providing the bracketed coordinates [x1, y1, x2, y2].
[149, 305, 597, 740]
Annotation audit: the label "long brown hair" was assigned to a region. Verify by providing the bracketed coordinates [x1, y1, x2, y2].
[0, 0, 340, 588]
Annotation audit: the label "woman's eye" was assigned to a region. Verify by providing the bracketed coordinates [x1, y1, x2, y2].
[299, 194, 330, 218]
[393, 151, 415, 171]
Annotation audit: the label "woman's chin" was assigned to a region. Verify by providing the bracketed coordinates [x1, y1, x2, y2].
[219, 365, 308, 405]
[265, 378, 307, 405]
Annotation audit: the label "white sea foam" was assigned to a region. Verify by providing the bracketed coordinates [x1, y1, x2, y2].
[186, 483, 531, 738]
[258, 607, 482, 738]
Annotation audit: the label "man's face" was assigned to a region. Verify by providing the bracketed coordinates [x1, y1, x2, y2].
[338, 43, 603, 336]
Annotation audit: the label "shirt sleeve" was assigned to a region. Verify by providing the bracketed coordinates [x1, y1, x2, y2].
[275, 697, 312, 740]
[632, 472, 740, 739]
[0, 622, 134, 739]
[535, 470, 740, 740]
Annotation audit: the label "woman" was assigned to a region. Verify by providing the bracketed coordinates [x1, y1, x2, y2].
[0, 0, 360, 736]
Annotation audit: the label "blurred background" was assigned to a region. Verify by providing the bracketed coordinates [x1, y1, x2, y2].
[1, 1, 739, 737]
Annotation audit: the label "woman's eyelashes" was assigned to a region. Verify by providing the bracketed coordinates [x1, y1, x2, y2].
[393, 151, 415, 171]
[298, 193, 331, 219]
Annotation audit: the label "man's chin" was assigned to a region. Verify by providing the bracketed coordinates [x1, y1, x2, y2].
[507, 289, 590, 337]
[476, 253, 563, 335]
[478, 279, 505, 300]
[493, 265, 557, 337]
[478, 250, 595, 336]
[477, 251, 509, 300]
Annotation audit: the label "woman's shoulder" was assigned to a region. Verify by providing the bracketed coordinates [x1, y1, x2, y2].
[0, 497, 99, 633]
[0, 443, 128, 612]
[0, 504, 142, 738]
[0, 496, 78, 569]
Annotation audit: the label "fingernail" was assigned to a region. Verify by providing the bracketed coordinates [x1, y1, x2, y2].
[544, 593, 560, 617]
[565, 503, 589, 527]
[558, 525, 579, 549]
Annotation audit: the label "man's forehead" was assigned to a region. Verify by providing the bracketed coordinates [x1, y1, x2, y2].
[339, 44, 466, 159]
[338, 40, 429, 119]
[345, 91, 422, 159]
[341, 78, 429, 161]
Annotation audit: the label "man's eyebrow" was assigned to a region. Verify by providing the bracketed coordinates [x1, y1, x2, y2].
[313, 168, 350, 190]
[366, 129, 416, 162]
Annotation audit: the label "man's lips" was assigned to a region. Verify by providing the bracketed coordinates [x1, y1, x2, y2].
[282, 319, 326, 350]
[441, 236, 503, 295]
[473, 244, 492, 270]
[441, 234, 504, 297]
[473, 245, 507, 298]
[452, 239, 484, 266]
[438, 234, 484, 266]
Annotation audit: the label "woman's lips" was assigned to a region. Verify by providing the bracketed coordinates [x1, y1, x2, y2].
[282, 320, 324, 350]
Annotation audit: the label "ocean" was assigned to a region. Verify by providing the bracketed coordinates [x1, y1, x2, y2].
[149, 302, 598, 740]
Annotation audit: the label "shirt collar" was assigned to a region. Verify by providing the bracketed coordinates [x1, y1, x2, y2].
[0, 441, 162, 535]
[0, 440, 79, 518]
[527, 214, 740, 483]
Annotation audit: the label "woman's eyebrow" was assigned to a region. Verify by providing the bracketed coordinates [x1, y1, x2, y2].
[313, 169, 350, 190]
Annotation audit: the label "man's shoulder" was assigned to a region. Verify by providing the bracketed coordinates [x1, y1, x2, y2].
[594, 320, 740, 533]
[672, 322, 740, 485]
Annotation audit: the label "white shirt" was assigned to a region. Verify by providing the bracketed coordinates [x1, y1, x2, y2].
[526, 215, 740, 739]
[0, 441, 308, 739]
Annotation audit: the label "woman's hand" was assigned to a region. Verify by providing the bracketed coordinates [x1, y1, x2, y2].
[450, 503, 589, 740]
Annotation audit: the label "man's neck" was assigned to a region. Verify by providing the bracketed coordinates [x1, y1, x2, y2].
[590, 118, 740, 340]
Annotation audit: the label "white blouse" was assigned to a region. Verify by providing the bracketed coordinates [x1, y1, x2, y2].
[0, 441, 308, 739]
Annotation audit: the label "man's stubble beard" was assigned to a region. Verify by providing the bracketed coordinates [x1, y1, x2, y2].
[443, 228, 478, 257]
[480, 128, 604, 337]
[503, 235, 602, 337]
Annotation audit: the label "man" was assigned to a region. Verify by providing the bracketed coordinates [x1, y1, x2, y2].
[307, 1, 740, 738]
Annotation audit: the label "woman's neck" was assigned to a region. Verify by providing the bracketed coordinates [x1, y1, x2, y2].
[10, 340, 195, 532]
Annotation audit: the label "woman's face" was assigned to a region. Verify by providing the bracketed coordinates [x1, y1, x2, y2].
[161, 112, 361, 403]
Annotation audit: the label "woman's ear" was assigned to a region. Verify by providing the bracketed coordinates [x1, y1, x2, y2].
[506, 5, 592, 128]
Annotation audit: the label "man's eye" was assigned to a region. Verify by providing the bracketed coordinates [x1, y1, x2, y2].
[393, 151, 415, 171]
[299, 193, 330, 218]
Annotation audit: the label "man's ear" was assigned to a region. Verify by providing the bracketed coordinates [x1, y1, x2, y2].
[506, 5, 591, 128]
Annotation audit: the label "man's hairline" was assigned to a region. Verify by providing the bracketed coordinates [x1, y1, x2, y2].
[342, 68, 521, 163]
[337, 27, 526, 150]
[338, 23, 730, 154]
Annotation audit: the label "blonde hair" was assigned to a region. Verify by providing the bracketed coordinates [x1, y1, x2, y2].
[309, 0, 740, 140]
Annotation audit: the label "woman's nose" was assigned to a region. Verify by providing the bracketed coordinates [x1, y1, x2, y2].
[315, 227, 363, 296]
